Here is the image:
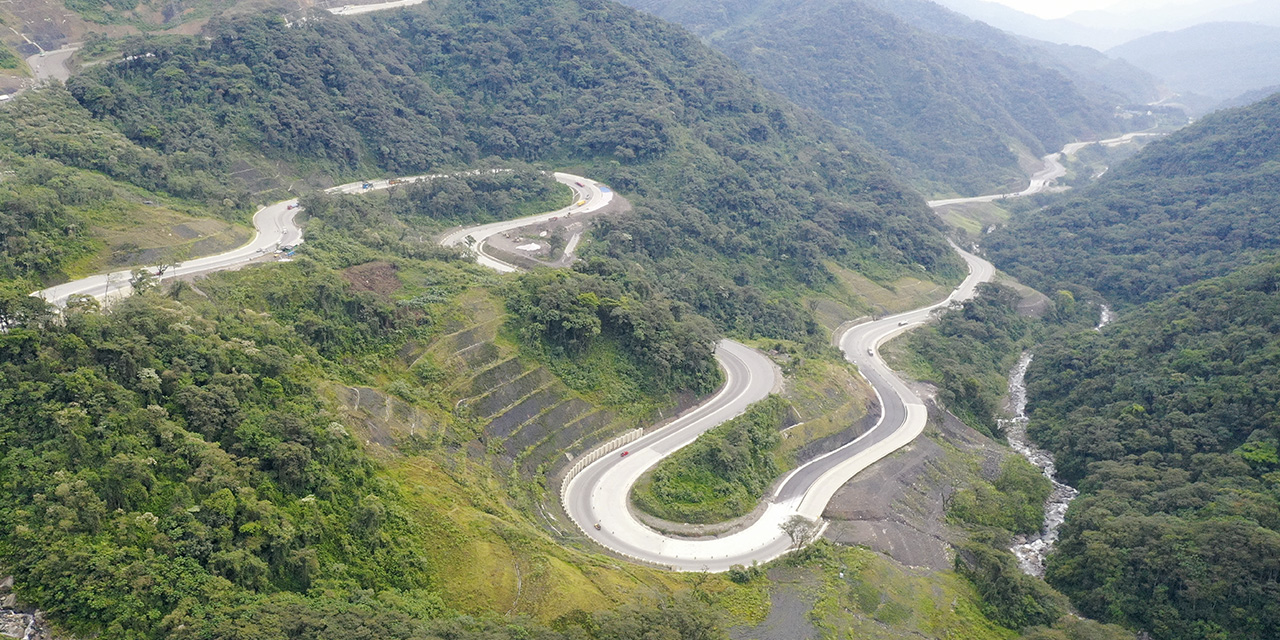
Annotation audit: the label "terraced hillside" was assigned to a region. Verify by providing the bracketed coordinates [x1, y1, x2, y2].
[332, 292, 648, 490]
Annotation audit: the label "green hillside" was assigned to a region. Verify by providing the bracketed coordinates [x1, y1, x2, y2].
[0, 247, 733, 638]
[0, 0, 1189, 638]
[1025, 258, 1280, 640]
[0, 89, 256, 289]
[988, 92, 1280, 307]
[62, 0, 964, 343]
[971, 81, 1280, 640]
[865, 0, 1162, 106]
[619, 0, 1121, 196]
[0, 88, 736, 633]
[1107, 22, 1280, 102]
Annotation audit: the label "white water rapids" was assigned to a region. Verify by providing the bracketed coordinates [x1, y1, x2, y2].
[1000, 353, 1079, 577]
[1096, 304, 1115, 331]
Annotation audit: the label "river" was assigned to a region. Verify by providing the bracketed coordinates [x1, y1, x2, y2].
[1096, 304, 1115, 331]
[1000, 353, 1079, 577]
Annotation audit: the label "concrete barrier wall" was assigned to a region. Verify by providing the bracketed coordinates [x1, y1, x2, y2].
[559, 428, 642, 508]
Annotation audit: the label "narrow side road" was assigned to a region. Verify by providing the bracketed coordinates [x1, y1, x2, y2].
[34, 171, 603, 306]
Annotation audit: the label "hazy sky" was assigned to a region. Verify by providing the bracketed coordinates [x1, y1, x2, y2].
[985, 0, 1196, 19]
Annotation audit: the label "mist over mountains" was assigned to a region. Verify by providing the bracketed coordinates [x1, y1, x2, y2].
[932, 0, 1280, 111]
[620, 0, 1130, 196]
[1107, 21, 1280, 101]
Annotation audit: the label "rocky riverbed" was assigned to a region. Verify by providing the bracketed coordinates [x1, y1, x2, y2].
[1096, 304, 1115, 331]
[1000, 354, 1079, 577]
[0, 576, 59, 640]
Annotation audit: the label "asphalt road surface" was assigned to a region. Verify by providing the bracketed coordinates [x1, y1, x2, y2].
[36, 199, 303, 307]
[560, 245, 995, 571]
[927, 131, 1162, 208]
[561, 132, 1172, 570]
[440, 173, 611, 272]
[563, 340, 788, 571]
[25, 47, 77, 84]
[328, 0, 427, 15]
[34, 171, 602, 306]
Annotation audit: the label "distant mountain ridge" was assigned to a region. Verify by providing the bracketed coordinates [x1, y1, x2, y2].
[1107, 21, 1280, 101]
[621, 0, 1124, 196]
[935, 0, 1280, 49]
[988, 91, 1280, 306]
[932, 0, 1145, 49]
[866, 0, 1162, 104]
[1065, 0, 1280, 33]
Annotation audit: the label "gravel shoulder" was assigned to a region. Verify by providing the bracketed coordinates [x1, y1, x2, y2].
[821, 395, 1005, 571]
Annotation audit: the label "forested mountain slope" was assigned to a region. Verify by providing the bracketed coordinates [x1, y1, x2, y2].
[619, 0, 1121, 196]
[0, 201, 734, 638]
[988, 92, 1280, 306]
[1026, 258, 1280, 640]
[62, 0, 963, 341]
[0, 89, 254, 291]
[865, 0, 1162, 106]
[0, 2, 1004, 636]
[0, 79, 738, 638]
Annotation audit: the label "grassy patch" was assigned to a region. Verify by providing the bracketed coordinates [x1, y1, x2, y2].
[827, 262, 951, 317]
[774, 352, 871, 470]
[935, 200, 1011, 238]
[709, 578, 772, 625]
[632, 396, 790, 523]
[0, 43, 23, 71]
[880, 337, 942, 388]
[391, 456, 690, 619]
[67, 203, 251, 277]
[797, 543, 1018, 640]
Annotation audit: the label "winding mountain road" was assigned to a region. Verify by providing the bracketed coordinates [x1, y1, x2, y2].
[927, 151, 1068, 208]
[36, 199, 304, 307]
[34, 172, 603, 306]
[561, 247, 993, 571]
[560, 131, 1148, 570]
[31, 29, 1147, 569]
[926, 132, 1162, 208]
[440, 173, 612, 272]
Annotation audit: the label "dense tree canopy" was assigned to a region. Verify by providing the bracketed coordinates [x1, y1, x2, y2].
[0, 291, 439, 637]
[1027, 258, 1280, 639]
[620, 0, 1119, 195]
[0, 89, 248, 286]
[632, 395, 790, 523]
[506, 264, 722, 395]
[61, 0, 963, 340]
[988, 92, 1280, 307]
[903, 283, 1036, 436]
